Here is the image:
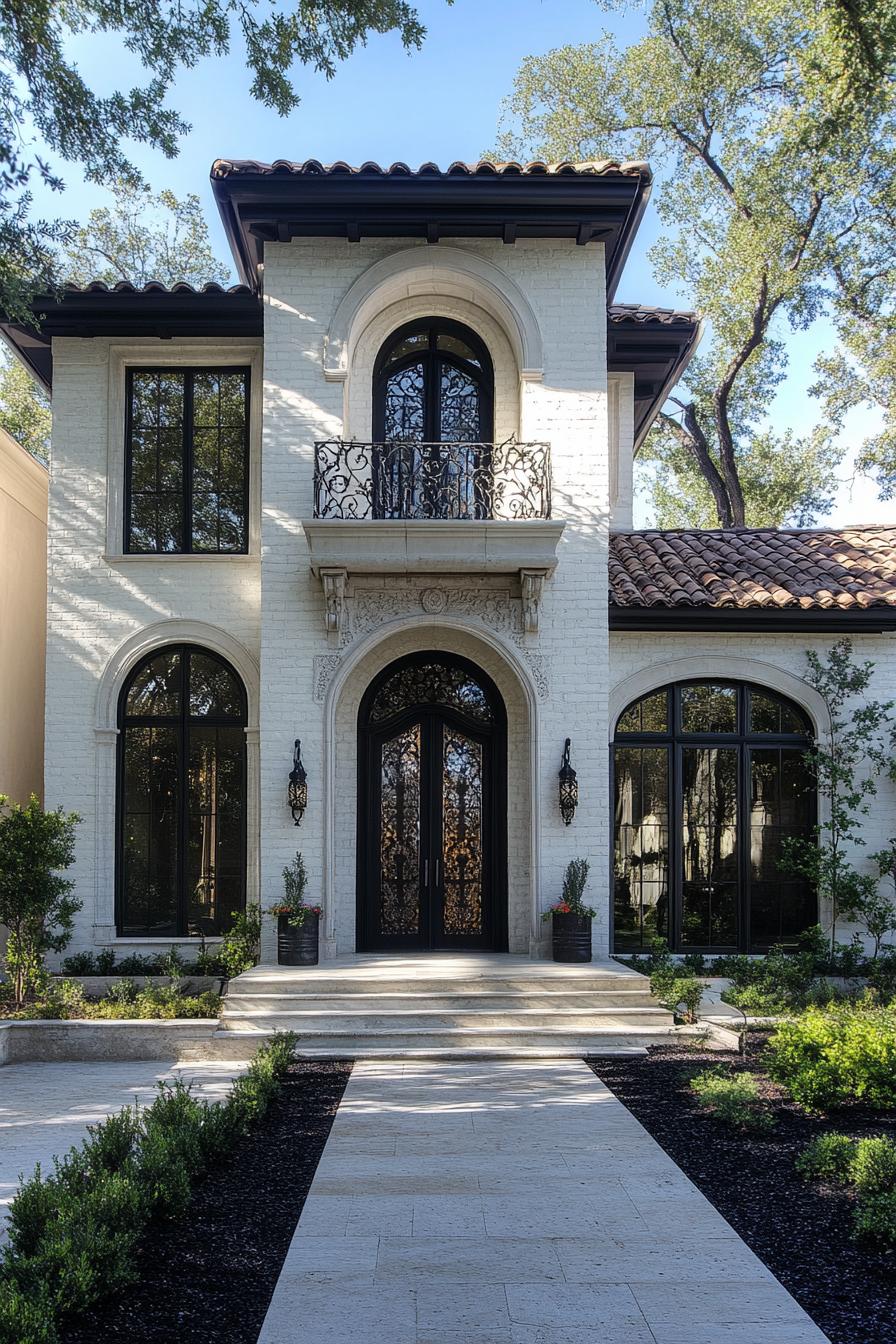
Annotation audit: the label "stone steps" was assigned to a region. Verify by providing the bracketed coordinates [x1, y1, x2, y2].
[222, 990, 658, 1013]
[219, 956, 674, 1057]
[221, 1007, 669, 1032]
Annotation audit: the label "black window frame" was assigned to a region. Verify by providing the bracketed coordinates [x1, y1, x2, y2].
[372, 319, 495, 444]
[612, 680, 816, 954]
[124, 365, 251, 555]
[115, 644, 248, 938]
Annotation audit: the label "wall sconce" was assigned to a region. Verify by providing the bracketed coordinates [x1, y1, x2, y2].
[288, 738, 308, 826]
[558, 738, 578, 826]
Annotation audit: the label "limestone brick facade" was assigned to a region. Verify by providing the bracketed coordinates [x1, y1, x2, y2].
[35, 209, 896, 963]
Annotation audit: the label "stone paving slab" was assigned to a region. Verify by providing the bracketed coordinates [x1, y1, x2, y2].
[257, 1059, 829, 1344]
[0, 1058, 245, 1239]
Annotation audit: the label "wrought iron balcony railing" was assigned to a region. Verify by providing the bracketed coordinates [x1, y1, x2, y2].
[314, 438, 551, 522]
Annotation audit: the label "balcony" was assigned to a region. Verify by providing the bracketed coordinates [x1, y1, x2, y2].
[313, 438, 551, 521]
[303, 440, 565, 633]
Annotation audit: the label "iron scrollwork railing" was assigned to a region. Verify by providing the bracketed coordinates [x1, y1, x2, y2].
[314, 439, 551, 521]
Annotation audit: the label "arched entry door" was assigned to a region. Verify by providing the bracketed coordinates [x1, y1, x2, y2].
[357, 653, 507, 951]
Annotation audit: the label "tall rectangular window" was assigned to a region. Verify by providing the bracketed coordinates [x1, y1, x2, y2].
[125, 368, 250, 554]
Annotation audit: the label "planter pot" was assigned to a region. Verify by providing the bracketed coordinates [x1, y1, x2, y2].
[277, 913, 319, 966]
[552, 912, 592, 963]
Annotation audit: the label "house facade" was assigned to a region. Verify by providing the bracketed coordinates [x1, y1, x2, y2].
[4, 159, 896, 966]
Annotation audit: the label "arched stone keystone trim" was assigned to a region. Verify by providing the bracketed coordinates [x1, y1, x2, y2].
[93, 620, 261, 942]
[323, 246, 544, 381]
[607, 653, 831, 739]
[321, 616, 542, 950]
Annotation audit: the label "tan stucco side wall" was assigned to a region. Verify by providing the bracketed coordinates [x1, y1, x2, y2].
[0, 426, 48, 803]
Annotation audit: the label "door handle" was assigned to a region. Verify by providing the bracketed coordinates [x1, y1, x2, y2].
[424, 858, 430, 887]
[434, 858, 441, 887]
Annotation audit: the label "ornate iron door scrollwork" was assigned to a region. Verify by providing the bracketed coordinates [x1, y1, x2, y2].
[357, 653, 507, 952]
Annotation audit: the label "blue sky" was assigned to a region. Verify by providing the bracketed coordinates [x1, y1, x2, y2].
[27, 0, 895, 526]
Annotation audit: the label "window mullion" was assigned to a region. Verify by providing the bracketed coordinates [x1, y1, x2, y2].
[178, 647, 189, 936]
[184, 371, 194, 553]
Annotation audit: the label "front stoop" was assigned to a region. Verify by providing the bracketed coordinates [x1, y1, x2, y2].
[216, 955, 683, 1058]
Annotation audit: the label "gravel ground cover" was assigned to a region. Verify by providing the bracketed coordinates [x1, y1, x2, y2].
[60, 1060, 351, 1344]
[591, 1040, 896, 1344]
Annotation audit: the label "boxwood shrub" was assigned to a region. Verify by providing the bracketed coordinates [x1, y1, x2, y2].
[0, 1032, 298, 1344]
[764, 1001, 896, 1111]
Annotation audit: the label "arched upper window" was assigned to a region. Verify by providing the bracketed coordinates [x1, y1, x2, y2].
[373, 319, 494, 444]
[117, 645, 247, 937]
[613, 681, 815, 954]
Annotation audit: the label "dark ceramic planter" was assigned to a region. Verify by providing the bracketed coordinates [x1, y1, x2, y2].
[552, 912, 592, 963]
[277, 912, 319, 966]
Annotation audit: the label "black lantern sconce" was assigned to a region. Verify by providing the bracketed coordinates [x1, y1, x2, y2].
[288, 738, 308, 826]
[558, 738, 578, 826]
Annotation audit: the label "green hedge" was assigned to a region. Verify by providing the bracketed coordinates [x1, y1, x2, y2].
[765, 1001, 896, 1111]
[0, 1032, 297, 1344]
[796, 1132, 896, 1244]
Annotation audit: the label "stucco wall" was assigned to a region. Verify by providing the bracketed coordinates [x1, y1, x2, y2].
[609, 629, 896, 952]
[0, 427, 48, 804]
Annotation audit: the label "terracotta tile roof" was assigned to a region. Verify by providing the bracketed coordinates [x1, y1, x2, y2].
[211, 157, 650, 180]
[609, 302, 698, 325]
[609, 526, 896, 609]
[51, 281, 252, 295]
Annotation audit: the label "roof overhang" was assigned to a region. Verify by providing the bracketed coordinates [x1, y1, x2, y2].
[610, 605, 896, 632]
[0, 286, 263, 391]
[607, 306, 702, 450]
[211, 160, 653, 301]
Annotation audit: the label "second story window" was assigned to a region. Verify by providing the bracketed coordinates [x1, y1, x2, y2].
[125, 368, 250, 554]
[373, 320, 494, 444]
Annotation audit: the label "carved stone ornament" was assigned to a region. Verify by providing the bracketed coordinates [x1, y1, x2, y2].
[319, 568, 347, 634]
[351, 587, 516, 639]
[420, 588, 448, 615]
[313, 654, 342, 701]
[519, 569, 547, 634]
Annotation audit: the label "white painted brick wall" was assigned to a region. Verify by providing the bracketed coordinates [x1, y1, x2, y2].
[45, 338, 261, 955]
[258, 238, 611, 959]
[48, 236, 887, 965]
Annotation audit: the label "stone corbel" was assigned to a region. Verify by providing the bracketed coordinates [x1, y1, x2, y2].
[319, 568, 347, 634]
[520, 569, 548, 634]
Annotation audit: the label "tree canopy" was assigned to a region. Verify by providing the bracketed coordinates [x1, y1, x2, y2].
[0, 180, 231, 458]
[494, 0, 896, 526]
[0, 0, 430, 318]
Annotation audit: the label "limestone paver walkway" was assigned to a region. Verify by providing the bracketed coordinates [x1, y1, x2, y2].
[0, 1059, 244, 1238]
[258, 1059, 829, 1344]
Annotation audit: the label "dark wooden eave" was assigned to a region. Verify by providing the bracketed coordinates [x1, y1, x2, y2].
[610, 605, 896, 631]
[0, 285, 263, 391]
[607, 305, 702, 450]
[210, 159, 653, 301]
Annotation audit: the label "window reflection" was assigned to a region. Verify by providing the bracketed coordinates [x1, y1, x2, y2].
[613, 682, 815, 952]
[119, 646, 246, 937]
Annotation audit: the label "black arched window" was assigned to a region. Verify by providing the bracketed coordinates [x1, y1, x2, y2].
[372, 321, 495, 519]
[613, 681, 816, 953]
[117, 645, 247, 937]
[373, 319, 494, 444]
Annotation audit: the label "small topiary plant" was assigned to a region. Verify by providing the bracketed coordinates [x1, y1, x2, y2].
[690, 1067, 773, 1132]
[853, 1190, 896, 1244]
[851, 1135, 896, 1196]
[795, 1132, 856, 1184]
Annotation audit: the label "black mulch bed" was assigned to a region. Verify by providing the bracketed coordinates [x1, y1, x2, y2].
[590, 1041, 896, 1344]
[60, 1061, 351, 1344]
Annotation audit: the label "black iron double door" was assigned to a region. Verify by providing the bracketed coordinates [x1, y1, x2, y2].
[359, 706, 500, 951]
